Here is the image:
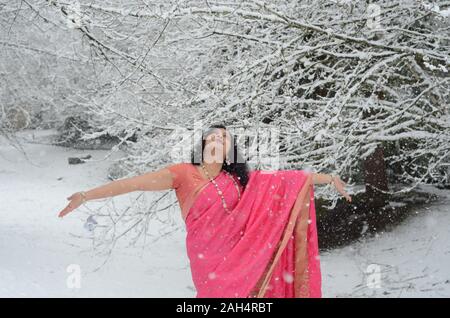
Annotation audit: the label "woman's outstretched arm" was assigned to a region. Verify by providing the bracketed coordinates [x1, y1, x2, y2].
[312, 172, 352, 202]
[312, 172, 334, 185]
[83, 167, 174, 199]
[58, 166, 174, 218]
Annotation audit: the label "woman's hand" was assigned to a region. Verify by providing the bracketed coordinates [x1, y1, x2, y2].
[58, 192, 85, 218]
[332, 175, 352, 202]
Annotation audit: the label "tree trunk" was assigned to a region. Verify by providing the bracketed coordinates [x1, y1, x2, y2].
[363, 145, 389, 208]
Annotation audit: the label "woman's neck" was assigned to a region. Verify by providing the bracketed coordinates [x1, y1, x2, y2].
[201, 160, 223, 178]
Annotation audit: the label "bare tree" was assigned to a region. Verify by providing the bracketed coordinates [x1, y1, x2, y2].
[2, 0, 449, 255]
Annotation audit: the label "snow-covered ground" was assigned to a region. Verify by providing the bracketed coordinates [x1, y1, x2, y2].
[0, 129, 193, 297]
[1, 129, 449, 297]
[320, 185, 450, 297]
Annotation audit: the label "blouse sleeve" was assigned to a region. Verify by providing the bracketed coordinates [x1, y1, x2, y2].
[166, 163, 188, 190]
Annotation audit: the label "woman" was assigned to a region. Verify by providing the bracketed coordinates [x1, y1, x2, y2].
[58, 124, 352, 298]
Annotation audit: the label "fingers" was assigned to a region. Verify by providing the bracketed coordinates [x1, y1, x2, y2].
[334, 178, 352, 202]
[343, 192, 352, 202]
[58, 209, 68, 218]
[58, 205, 73, 218]
[337, 187, 352, 203]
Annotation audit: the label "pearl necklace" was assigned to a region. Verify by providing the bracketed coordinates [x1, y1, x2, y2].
[201, 163, 241, 213]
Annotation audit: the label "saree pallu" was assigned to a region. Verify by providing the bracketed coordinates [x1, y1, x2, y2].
[184, 169, 321, 298]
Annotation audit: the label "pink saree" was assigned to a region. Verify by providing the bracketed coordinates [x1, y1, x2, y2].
[169, 164, 321, 298]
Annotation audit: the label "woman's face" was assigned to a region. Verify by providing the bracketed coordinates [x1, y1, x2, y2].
[203, 128, 232, 164]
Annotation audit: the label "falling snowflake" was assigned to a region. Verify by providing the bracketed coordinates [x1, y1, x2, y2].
[208, 272, 217, 280]
[283, 271, 294, 283]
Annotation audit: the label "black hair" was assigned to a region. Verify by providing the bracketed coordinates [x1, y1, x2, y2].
[190, 123, 250, 189]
